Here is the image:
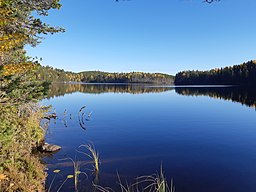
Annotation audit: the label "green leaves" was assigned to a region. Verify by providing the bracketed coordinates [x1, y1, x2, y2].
[0, 0, 64, 53]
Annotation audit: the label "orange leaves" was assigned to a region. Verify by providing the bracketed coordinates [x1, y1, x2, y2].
[0, 174, 8, 181]
[2, 63, 37, 76]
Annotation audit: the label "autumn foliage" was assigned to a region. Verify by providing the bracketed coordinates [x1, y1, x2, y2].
[0, 0, 63, 191]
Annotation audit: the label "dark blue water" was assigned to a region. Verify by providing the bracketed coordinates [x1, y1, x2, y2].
[42, 84, 256, 192]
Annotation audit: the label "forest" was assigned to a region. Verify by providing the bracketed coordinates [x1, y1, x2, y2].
[37, 60, 256, 86]
[36, 65, 174, 84]
[175, 60, 256, 85]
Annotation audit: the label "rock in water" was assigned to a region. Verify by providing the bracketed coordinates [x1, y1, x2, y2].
[41, 143, 61, 152]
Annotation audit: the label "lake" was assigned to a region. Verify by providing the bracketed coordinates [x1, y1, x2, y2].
[41, 83, 256, 192]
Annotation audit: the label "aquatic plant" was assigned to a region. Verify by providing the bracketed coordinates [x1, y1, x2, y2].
[47, 169, 61, 192]
[93, 166, 175, 192]
[136, 166, 175, 192]
[78, 106, 92, 130]
[56, 174, 74, 192]
[58, 157, 87, 192]
[78, 144, 100, 173]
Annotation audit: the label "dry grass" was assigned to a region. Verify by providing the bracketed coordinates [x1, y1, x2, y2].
[93, 166, 175, 192]
[78, 144, 100, 173]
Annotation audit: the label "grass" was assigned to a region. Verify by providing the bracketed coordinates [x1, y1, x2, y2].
[93, 166, 175, 192]
[78, 144, 100, 173]
[138, 165, 173, 192]
[63, 157, 87, 192]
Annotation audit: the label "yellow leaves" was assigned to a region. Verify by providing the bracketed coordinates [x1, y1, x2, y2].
[0, 19, 7, 26]
[0, 0, 6, 6]
[0, 33, 24, 41]
[0, 174, 8, 181]
[0, 3, 24, 52]
[53, 169, 61, 173]
[67, 175, 74, 179]
[0, 7, 15, 17]
[2, 63, 37, 76]
[0, 33, 28, 52]
[0, 2, 18, 26]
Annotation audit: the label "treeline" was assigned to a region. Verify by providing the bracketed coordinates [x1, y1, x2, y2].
[175, 60, 256, 85]
[36, 65, 174, 84]
[37, 60, 256, 85]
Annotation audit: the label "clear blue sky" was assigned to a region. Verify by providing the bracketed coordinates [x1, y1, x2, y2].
[26, 0, 256, 75]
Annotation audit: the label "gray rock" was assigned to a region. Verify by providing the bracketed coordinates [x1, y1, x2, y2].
[41, 143, 61, 152]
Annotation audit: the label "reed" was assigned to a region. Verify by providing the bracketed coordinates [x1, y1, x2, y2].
[56, 174, 74, 192]
[138, 166, 175, 192]
[79, 144, 100, 173]
[58, 157, 87, 192]
[94, 167, 174, 192]
[47, 169, 61, 192]
[155, 167, 171, 192]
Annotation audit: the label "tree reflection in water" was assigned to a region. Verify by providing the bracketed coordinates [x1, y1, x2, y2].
[47, 83, 174, 99]
[175, 86, 256, 109]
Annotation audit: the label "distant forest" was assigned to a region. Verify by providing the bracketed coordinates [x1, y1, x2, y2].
[36, 66, 174, 84]
[36, 60, 256, 85]
[175, 60, 256, 85]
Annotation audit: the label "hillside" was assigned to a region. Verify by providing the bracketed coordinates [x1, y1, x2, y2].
[175, 60, 256, 85]
[36, 65, 174, 84]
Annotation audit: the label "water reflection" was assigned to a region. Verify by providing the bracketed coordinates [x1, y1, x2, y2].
[47, 83, 256, 109]
[45, 106, 92, 131]
[175, 86, 256, 109]
[42, 84, 256, 192]
[47, 83, 174, 98]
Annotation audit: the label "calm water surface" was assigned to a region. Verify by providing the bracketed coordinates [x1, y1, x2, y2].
[42, 84, 256, 192]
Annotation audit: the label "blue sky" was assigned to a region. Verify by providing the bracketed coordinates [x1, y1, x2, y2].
[26, 0, 256, 75]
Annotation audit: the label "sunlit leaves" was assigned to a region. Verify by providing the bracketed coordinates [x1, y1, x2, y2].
[0, 33, 28, 52]
[0, 174, 8, 181]
[1, 63, 36, 76]
[175, 60, 256, 85]
[0, 0, 64, 56]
